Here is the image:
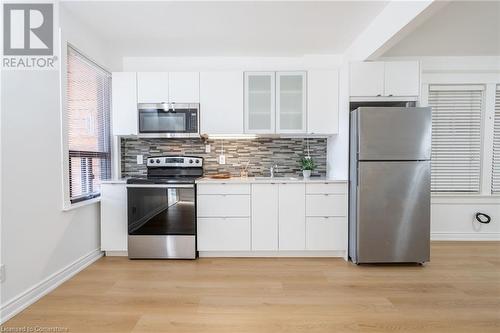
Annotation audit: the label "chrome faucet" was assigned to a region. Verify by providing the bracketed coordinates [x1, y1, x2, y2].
[270, 164, 278, 178]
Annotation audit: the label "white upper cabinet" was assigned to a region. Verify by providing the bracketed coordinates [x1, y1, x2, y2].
[200, 71, 244, 134]
[350, 62, 385, 97]
[112, 72, 138, 136]
[244, 72, 276, 134]
[168, 72, 200, 103]
[276, 72, 307, 134]
[137, 72, 169, 103]
[350, 61, 420, 98]
[384, 61, 420, 97]
[307, 70, 339, 135]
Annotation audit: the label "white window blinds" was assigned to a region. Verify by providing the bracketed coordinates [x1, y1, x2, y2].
[428, 85, 484, 193]
[67, 46, 111, 203]
[493, 86, 500, 193]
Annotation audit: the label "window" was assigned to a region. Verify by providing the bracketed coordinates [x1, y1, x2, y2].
[493, 86, 500, 194]
[66, 46, 111, 204]
[428, 85, 484, 193]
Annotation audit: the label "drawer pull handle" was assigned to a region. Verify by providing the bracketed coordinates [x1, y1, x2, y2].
[324, 194, 329, 196]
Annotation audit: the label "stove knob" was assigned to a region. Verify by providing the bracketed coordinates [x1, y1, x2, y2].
[189, 159, 193, 164]
[195, 160, 200, 164]
[156, 159, 160, 163]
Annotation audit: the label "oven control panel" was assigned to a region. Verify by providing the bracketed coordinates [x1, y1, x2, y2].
[147, 156, 203, 167]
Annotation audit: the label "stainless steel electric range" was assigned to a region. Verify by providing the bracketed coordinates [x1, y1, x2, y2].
[126, 156, 203, 259]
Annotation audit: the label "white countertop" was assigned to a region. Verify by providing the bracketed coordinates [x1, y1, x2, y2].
[196, 176, 347, 184]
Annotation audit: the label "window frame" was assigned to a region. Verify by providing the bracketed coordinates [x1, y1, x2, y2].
[61, 43, 112, 210]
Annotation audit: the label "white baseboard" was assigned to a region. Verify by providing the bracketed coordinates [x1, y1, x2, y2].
[431, 232, 500, 241]
[199, 250, 345, 258]
[105, 250, 128, 257]
[0, 249, 103, 324]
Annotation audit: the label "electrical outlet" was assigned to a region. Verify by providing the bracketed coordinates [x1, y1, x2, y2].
[137, 155, 143, 164]
[0, 264, 5, 283]
[205, 144, 211, 153]
[218, 154, 226, 165]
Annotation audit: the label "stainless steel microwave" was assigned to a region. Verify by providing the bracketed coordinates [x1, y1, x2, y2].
[138, 103, 200, 138]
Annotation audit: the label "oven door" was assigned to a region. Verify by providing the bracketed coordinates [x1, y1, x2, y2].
[138, 103, 199, 138]
[127, 184, 196, 259]
[127, 184, 195, 236]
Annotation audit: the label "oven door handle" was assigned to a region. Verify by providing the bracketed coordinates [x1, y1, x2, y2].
[126, 184, 195, 189]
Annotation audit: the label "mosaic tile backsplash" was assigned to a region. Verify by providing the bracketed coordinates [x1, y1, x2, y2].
[121, 138, 327, 178]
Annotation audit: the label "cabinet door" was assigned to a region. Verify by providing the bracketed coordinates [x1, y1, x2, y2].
[349, 62, 384, 97]
[251, 184, 279, 251]
[137, 72, 169, 103]
[197, 195, 251, 217]
[244, 72, 275, 133]
[278, 183, 305, 250]
[306, 194, 347, 217]
[306, 217, 347, 251]
[112, 72, 138, 136]
[198, 218, 251, 251]
[200, 71, 244, 134]
[384, 61, 420, 96]
[169, 72, 200, 103]
[276, 72, 306, 133]
[101, 184, 128, 251]
[307, 70, 338, 135]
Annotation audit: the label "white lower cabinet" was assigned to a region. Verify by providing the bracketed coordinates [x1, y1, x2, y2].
[198, 218, 251, 251]
[306, 194, 347, 217]
[197, 184, 251, 251]
[101, 183, 128, 251]
[306, 217, 347, 251]
[278, 183, 306, 250]
[197, 181, 347, 256]
[251, 184, 279, 250]
[197, 194, 250, 217]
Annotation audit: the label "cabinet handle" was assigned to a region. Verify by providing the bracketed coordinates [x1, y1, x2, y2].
[376, 94, 382, 97]
[324, 194, 329, 197]
[388, 94, 393, 97]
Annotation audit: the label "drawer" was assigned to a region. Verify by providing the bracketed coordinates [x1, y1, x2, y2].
[306, 183, 347, 194]
[197, 194, 250, 217]
[197, 183, 250, 195]
[197, 217, 251, 251]
[306, 194, 347, 217]
[306, 217, 347, 251]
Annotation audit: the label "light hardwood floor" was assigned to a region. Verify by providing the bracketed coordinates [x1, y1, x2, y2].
[3, 242, 500, 332]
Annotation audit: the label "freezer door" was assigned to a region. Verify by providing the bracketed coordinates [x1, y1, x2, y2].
[356, 161, 430, 263]
[357, 107, 431, 161]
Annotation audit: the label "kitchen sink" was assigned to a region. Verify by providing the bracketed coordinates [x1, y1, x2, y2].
[254, 176, 299, 181]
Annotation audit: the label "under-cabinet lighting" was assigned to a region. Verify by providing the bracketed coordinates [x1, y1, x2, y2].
[207, 134, 258, 140]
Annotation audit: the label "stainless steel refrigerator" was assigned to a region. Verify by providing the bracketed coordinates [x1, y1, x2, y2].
[349, 107, 431, 264]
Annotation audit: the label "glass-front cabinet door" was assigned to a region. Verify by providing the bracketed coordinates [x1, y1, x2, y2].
[244, 72, 275, 133]
[276, 72, 306, 133]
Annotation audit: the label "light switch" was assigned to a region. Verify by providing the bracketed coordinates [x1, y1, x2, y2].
[205, 144, 211, 153]
[218, 154, 226, 165]
[137, 155, 143, 164]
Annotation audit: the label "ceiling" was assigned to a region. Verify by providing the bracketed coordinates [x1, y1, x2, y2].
[383, 1, 500, 57]
[61, 1, 389, 57]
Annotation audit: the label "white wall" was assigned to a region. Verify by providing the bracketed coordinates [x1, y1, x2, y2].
[0, 5, 121, 322]
[122, 55, 342, 72]
[378, 56, 500, 240]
